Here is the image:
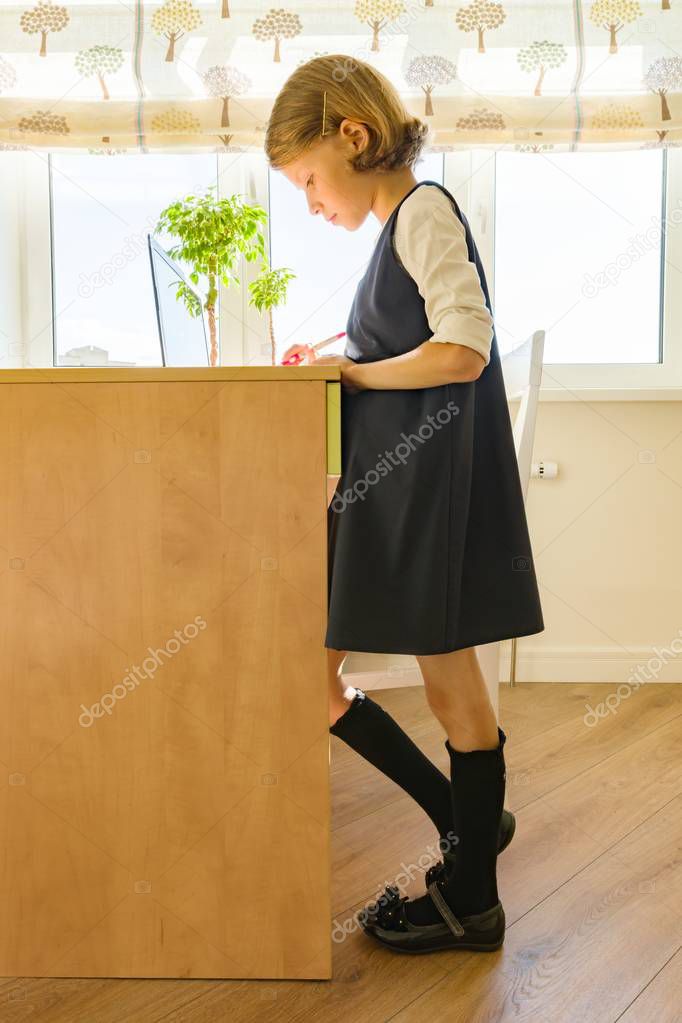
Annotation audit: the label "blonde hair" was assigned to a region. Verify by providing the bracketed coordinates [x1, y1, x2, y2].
[264, 54, 431, 173]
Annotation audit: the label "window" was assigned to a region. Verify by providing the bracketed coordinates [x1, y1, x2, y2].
[267, 152, 444, 359]
[493, 149, 665, 365]
[6, 143, 680, 393]
[49, 153, 217, 366]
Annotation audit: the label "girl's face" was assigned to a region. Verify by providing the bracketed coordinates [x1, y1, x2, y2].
[279, 120, 376, 232]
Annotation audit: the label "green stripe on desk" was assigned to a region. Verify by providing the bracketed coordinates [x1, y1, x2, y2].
[326, 382, 341, 476]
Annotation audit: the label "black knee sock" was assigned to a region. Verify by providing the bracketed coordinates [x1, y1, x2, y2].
[329, 689, 454, 848]
[405, 726, 506, 926]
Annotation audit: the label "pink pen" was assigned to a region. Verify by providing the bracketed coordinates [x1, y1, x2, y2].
[281, 331, 346, 365]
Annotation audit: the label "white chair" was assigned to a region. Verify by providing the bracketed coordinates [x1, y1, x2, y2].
[476, 330, 545, 714]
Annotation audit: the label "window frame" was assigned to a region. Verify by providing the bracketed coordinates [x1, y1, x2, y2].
[6, 145, 682, 399]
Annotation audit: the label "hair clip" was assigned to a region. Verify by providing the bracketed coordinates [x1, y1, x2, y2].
[321, 90, 328, 136]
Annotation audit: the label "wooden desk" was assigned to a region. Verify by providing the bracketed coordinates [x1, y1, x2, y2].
[0, 366, 341, 980]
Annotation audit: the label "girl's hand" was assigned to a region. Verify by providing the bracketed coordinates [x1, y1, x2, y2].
[280, 347, 362, 392]
[312, 354, 353, 366]
[312, 355, 362, 393]
[281, 343, 315, 365]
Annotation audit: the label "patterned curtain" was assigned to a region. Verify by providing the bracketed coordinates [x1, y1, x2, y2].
[0, 0, 679, 154]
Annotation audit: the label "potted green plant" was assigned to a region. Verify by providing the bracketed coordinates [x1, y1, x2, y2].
[154, 185, 294, 366]
[248, 267, 296, 365]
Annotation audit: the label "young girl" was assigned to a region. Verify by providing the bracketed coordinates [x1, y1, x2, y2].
[266, 55, 544, 955]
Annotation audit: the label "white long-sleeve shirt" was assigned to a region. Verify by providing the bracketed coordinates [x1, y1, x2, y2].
[392, 184, 494, 368]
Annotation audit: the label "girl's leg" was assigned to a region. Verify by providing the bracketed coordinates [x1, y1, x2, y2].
[327, 647, 356, 726]
[417, 646, 498, 752]
[403, 646, 506, 926]
[326, 646, 454, 848]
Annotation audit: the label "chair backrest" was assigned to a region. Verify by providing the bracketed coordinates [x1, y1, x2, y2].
[501, 330, 545, 504]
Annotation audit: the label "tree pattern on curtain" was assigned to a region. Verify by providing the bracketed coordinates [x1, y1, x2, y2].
[0, 0, 680, 154]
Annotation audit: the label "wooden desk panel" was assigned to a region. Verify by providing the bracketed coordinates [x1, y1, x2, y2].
[0, 377, 332, 979]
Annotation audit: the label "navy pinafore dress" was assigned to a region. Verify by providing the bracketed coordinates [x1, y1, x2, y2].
[324, 179, 544, 655]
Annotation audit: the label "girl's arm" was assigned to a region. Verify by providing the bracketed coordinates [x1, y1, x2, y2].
[343, 340, 485, 392]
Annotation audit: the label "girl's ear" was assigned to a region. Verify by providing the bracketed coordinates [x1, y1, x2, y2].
[340, 118, 369, 153]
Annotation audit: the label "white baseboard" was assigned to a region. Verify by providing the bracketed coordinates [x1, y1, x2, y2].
[343, 644, 682, 689]
[515, 645, 682, 683]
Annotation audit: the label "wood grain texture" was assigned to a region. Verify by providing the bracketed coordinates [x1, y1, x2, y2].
[0, 367, 341, 384]
[0, 379, 332, 980]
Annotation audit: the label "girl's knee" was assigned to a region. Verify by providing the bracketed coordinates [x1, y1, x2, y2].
[419, 671, 491, 720]
[329, 686, 357, 728]
[326, 647, 348, 680]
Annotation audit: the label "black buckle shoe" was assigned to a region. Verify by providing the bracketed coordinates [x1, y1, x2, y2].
[356, 880, 505, 954]
[363, 809, 515, 930]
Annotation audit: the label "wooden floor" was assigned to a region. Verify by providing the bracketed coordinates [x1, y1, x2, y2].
[2, 682, 681, 1021]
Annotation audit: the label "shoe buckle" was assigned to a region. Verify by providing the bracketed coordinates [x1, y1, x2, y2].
[426, 881, 465, 938]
